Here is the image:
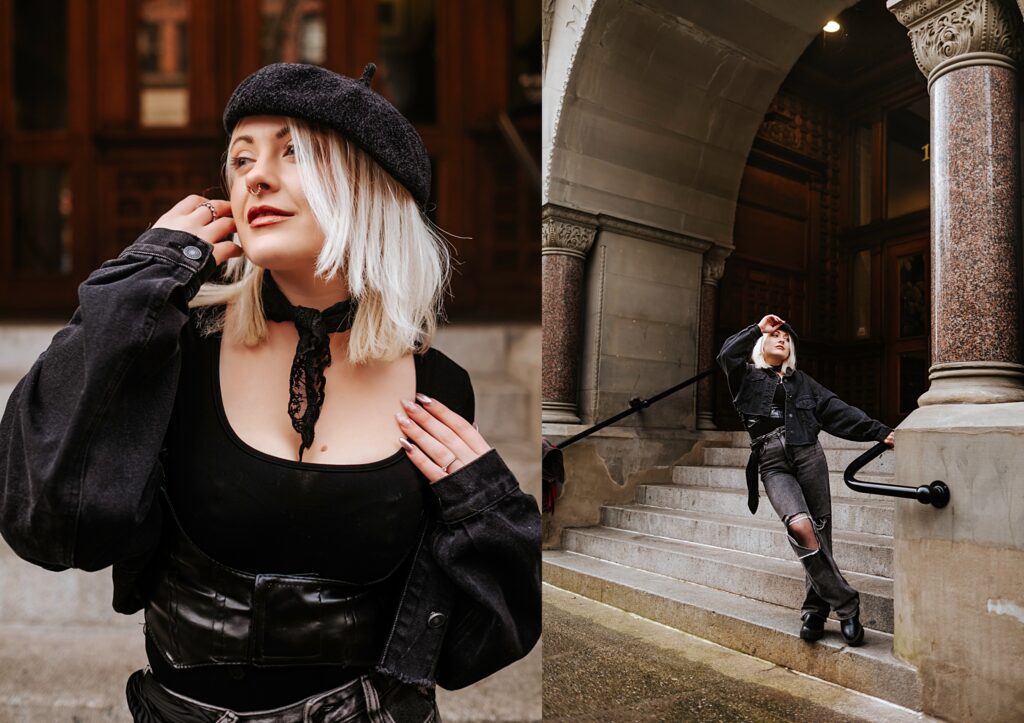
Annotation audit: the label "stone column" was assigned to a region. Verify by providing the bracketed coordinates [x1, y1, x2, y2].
[891, 0, 1024, 405]
[886, 3, 1024, 720]
[542, 206, 597, 423]
[696, 250, 728, 430]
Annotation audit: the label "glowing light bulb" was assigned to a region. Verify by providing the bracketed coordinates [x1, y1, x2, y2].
[823, 20, 841, 33]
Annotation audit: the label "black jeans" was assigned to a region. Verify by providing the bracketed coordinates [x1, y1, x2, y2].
[125, 668, 439, 723]
[757, 428, 860, 621]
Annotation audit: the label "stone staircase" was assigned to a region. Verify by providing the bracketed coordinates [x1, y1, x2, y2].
[0, 322, 541, 722]
[544, 430, 923, 710]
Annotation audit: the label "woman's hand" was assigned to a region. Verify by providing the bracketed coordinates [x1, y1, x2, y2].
[153, 195, 242, 266]
[396, 393, 492, 483]
[758, 314, 786, 334]
[884, 431, 895, 448]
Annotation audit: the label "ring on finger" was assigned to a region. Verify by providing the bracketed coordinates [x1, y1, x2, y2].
[441, 456, 460, 474]
[200, 201, 218, 222]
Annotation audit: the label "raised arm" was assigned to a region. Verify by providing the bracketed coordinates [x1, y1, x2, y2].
[391, 367, 541, 689]
[430, 447, 542, 689]
[716, 324, 762, 396]
[0, 196, 238, 572]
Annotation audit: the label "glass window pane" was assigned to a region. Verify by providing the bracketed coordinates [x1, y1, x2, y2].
[262, 0, 326, 65]
[853, 123, 872, 226]
[886, 98, 929, 218]
[898, 251, 928, 338]
[13, 165, 73, 275]
[14, 0, 68, 131]
[139, 0, 190, 127]
[377, 0, 437, 124]
[852, 249, 871, 338]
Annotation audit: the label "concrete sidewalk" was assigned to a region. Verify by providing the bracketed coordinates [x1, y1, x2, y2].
[543, 584, 942, 723]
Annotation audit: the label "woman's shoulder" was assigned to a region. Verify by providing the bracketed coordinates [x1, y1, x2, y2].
[417, 346, 475, 422]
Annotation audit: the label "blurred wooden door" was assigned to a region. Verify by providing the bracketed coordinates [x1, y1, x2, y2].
[883, 236, 929, 424]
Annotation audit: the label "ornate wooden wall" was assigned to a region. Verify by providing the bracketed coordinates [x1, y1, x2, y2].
[0, 0, 540, 321]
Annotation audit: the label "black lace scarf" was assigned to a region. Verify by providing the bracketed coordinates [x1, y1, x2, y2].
[260, 269, 358, 461]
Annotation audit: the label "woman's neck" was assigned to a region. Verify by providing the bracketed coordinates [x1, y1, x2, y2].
[266, 268, 350, 310]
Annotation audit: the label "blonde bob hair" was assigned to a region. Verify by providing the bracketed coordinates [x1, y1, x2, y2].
[190, 118, 450, 364]
[751, 332, 797, 374]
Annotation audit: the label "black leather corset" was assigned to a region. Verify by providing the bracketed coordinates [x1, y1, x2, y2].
[144, 487, 408, 669]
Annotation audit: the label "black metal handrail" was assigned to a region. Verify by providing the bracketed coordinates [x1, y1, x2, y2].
[843, 442, 950, 508]
[555, 368, 717, 449]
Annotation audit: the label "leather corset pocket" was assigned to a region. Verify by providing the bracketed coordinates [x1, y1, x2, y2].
[144, 489, 387, 669]
[251, 574, 380, 664]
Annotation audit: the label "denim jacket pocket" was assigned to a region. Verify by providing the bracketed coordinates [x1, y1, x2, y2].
[794, 396, 820, 436]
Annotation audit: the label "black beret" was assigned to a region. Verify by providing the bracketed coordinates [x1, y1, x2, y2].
[223, 63, 431, 207]
[778, 322, 799, 343]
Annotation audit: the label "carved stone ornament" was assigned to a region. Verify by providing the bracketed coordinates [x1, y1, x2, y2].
[889, 0, 1023, 78]
[542, 207, 598, 257]
[702, 252, 728, 285]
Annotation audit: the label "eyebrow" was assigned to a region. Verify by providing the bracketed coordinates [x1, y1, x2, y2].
[230, 126, 291, 150]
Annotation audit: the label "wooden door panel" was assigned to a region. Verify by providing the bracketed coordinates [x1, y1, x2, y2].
[884, 237, 929, 423]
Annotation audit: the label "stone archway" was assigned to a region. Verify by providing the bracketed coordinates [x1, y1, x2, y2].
[542, 0, 857, 428]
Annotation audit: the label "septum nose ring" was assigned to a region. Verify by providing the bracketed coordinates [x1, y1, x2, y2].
[247, 183, 264, 197]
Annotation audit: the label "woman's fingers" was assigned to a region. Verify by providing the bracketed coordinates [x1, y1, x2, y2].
[395, 396, 494, 482]
[398, 437, 446, 483]
[211, 237, 243, 266]
[396, 401, 477, 469]
[413, 394, 491, 456]
[153, 195, 237, 249]
[758, 313, 786, 333]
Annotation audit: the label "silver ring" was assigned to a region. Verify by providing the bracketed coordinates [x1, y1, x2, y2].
[442, 456, 460, 474]
[201, 201, 217, 222]
[248, 184, 263, 197]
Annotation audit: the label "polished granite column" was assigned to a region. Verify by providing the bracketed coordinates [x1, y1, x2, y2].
[696, 251, 727, 429]
[891, 0, 1024, 404]
[886, 3, 1024, 719]
[542, 206, 597, 423]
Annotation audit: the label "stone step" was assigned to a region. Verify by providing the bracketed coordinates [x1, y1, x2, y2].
[710, 431, 885, 451]
[673, 465, 893, 502]
[600, 504, 892, 578]
[0, 620, 144, 722]
[703, 446, 895, 475]
[543, 551, 921, 710]
[639, 484, 894, 537]
[562, 526, 893, 633]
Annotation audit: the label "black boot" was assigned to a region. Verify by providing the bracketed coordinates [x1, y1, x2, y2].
[799, 612, 826, 642]
[840, 614, 865, 646]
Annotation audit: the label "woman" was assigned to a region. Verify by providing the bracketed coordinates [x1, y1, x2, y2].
[717, 314, 893, 647]
[0, 63, 540, 722]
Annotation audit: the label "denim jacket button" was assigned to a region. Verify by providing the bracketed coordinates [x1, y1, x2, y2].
[427, 612, 447, 629]
[183, 246, 203, 260]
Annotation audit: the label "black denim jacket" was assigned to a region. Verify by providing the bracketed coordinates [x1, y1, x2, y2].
[716, 324, 892, 446]
[0, 228, 541, 690]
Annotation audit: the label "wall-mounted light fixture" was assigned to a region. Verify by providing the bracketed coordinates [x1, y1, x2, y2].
[823, 20, 841, 33]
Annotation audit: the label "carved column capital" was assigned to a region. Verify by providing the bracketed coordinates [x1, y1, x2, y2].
[888, 0, 1023, 84]
[701, 250, 729, 287]
[542, 205, 598, 259]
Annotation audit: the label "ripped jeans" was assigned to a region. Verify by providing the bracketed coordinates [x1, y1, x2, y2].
[756, 428, 860, 621]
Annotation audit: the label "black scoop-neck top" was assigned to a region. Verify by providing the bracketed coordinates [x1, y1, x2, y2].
[145, 312, 475, 710]
[166, 325, 425, 581]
